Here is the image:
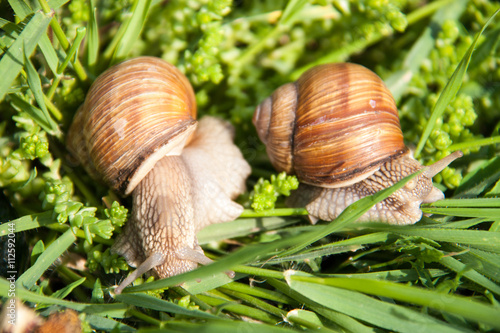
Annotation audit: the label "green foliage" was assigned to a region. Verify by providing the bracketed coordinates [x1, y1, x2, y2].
[1, 0, 500, 332]
[251, 172, 299, 211]
[87, 244, 129, 274]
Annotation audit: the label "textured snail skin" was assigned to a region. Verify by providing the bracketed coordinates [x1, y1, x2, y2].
[112, 117, 250, 294]
[287, 153, 445, 224]
[254, 63, 462, 225]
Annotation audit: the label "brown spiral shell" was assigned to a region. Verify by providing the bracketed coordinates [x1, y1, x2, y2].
[253, 63, 407, 188]
[67, 56, 197, 195]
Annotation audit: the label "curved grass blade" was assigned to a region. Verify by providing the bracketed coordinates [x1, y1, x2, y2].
[390, 228, 500, 253]
[385, 0, 467, 102]
[414, 8, 500, 157]
[106, 0, 152, 65]
[9, 94, 60, 136]
[288, 273, 500, 331]
[17, 229, 76, 289]
[0, 11, 51, 102]
[24, 48, 59, 135]
[197, 216, 300, 244]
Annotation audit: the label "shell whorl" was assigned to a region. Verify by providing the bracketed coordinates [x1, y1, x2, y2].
[254, 63, 407, 188]
[67, 56, 197, 195]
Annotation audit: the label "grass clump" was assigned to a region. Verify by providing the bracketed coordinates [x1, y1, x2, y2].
[1, 0, 500, 332]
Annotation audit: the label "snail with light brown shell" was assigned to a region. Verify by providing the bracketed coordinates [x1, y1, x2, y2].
[253, 63, 462, 225]
[67, 57, 251, 294]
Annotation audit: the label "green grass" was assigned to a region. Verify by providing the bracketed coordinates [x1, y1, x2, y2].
[1, 0, 500, 332]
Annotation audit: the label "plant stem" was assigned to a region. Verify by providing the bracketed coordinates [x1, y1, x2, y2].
[128, 307, 163, 326]
[37, 0, 88, 83]
[233, 265, 284, 279]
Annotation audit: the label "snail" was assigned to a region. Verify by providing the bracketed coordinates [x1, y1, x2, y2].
[67, 57, 251, 294]
[253, 63, 462, 225]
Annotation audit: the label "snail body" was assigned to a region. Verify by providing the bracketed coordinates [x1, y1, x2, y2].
[67, 57, 250, 293]
[253, 63, 462, 224]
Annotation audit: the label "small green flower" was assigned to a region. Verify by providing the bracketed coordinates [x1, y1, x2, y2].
[251, 172, 299, 211]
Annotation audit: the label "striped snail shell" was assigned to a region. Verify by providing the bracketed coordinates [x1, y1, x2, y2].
[253, 63, 462, 224]
[67, 56, 197, 196]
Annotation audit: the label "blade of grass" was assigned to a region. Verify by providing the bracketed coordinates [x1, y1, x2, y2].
[420, 207, 500, 218]
[455, 156, 500, 197]
[9, 93, 60, 136]
[6, 0, 32, 20]
[197, 216, 301, 244]
[0, 11, 52, 102]
[285, 272, 466, 333]
[115, 293, 221, 320]
[196, 292, 280, 324]
[17, 229, 76, 289]
[156, 320, 300, 333]
[85, 314, 137, 332]
[24, 48, 59, 134]
[87, 0, 99, 74]
[51, 277, 86, 299]
[117, 230, 313, 293]
[37, 0, 88, 82]
[0, 211, 53, 236]
[436, 245, 500, 296]
[288, 272, 500, 330]
[444, 244, 500, 283]
[323, 269, 449, 282]
[57, 27, 86, 74]
[8, 0, 70, 20]
[106, 0, 152, 65]
[447, 136, 500, 151]
[414, 8, 500, 157]
[269, 278, 375, 333]
[428, 198, 500, 207]
[37, 34, 60, 75]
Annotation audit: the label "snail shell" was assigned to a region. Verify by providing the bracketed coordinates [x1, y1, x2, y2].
[253, 63, 407, 188]
[67, 56, 197, 195]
